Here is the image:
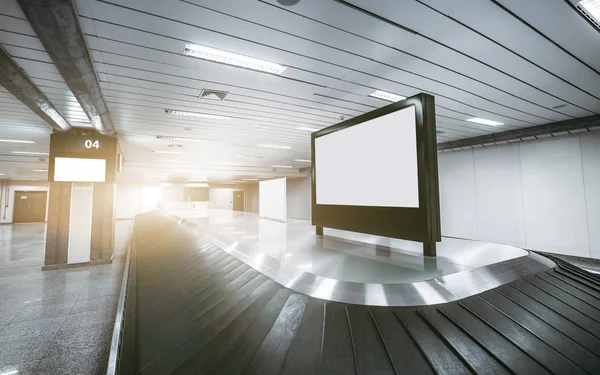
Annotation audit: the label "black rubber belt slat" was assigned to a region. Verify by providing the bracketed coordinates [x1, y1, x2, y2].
[549, 269, 600, 298]
[478, 291, 600, 373]
[554, 267, 600, 295]
[439, 303, 550, 374]
[140, 281, 280, 375]
[346, 305, 396, 375]
[319, 303, 356, 375]
[394, 308, 471, 374]
[557, 262, 600, 283]
[140, 272, 269, 366]
[205, 288, 292, 375]
[460, 297, 585, 374]
[510, 280, 600, 339]
[417, 307, 510, 374]
[174, 284, 284, 374]
[524, 275, 600, 323]
[242, 294, 308, 375]
[279, 298, 325, 375]
[496, 284, 600, 355]
[370, 309, 435, 374]
[538, 272, 600, 308]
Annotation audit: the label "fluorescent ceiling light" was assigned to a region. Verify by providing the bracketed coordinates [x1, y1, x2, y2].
[258, 144, 291, 150]
[152, 150, 189, 155]
[183, 43, 288, 75]
[232, 231, 246, 234]
[0, 139, 35, 144]
[0, 173, 5, 176]
[295, 126, 319, 132]
[294, 159, 311, 163]
[156, 135, 204, 142]
[235, 154, 263, 159]
[580, 0, 600, 22]
[465, 117, 504, 126]
[33, 169, 48, 172]
[271, 165, 293, 168]
[222, 182, 236, 185]
[165, 109, 230, 120]
[243, 178, 258, 181]
[20, 179, 39, 181]
[11, 151, 49, 155]
[368, 90, 406, 102]
[220, 162, 242, 166]
[185, 183, 209, 187]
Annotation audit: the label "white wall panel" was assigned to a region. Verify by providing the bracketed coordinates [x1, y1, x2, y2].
[68, 183, 93, 263]
[520, 137, 590, 256]
[287, 177, 311, 220]
[581, 132, 600, 259]
[438, 150, 479, 239]
[473, 144, 526, 247]
[259, 178, 287, 222]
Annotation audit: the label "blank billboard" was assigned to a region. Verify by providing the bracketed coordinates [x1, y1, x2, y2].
[259, 178, 287, 222]
[315, 105, 419, 208]
[54, 157, 106, 182]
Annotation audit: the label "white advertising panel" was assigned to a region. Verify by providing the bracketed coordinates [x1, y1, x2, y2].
[315, 105, 419, 208]
[54, 157, 107, 182]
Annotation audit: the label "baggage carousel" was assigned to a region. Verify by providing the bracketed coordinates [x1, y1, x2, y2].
[111, 212, 600, 375]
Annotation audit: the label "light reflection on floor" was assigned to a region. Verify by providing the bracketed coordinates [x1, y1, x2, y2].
[171, 209, 528, 284]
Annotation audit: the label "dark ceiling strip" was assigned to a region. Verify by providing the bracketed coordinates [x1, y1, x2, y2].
[260, 0, 576, 120]
[437, 114, 600, 150]
[562, 0, 600, 36]
[0, 46, 71, 132]
[182, 1, 556, 122]
[415, 0, 600, 106]
[17, 0, 115, 136]
[491, 0, 600, 77]
[330, 0, 596, 115]
[330, 0, 417, 34]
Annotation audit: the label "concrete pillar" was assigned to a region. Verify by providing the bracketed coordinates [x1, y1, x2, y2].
[90, 182, 116, 261]
[45, 182, 71, 266]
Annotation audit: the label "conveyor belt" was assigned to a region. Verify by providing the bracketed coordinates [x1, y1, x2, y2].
[120, 213, 600, 374]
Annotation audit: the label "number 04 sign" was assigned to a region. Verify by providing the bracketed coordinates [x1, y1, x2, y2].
[84, 140, 100, 149]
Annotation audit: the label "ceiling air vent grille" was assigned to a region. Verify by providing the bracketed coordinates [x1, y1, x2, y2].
[199, 89, 228, 101]
[576, 1, 600, 30]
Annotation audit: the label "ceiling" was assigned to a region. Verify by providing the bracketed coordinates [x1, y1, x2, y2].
[0, 0, 599, 182]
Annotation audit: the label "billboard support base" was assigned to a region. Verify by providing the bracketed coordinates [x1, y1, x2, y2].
[316, 226, 323, 236]
[424, 242, 436, 257]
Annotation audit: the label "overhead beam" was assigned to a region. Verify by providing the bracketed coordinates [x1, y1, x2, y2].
[437, 115, 600, 151]
[18, 0, 115, 136]
[0, 46, 71, 132]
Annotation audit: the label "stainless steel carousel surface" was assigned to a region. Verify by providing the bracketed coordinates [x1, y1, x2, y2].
[168, 209, 553, 306]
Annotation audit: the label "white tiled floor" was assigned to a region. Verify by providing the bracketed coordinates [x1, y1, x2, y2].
[0, 221, 131, 375]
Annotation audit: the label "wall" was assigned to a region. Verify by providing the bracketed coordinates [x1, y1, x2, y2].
[246, 183, 259, 213]
[209, 184, 248, 210]
[0, 180, 49, 223]
[438, 131, 600, 258]
[287, 177, 311, 220]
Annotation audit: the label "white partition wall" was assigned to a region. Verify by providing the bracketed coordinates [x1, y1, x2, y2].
[437, 131, 600, 258]
[259, 178, 287, 222]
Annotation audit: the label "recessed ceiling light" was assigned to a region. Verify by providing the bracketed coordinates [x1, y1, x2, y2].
[165, 109, 230, 120]
[243, 178, 259, 181]
[368, 90, 406, 102]
[0, 173, 5, 176]
[295, 126, 319, 132]
[157, 135, 204, 142]
[222, 182, 236, 185]
[0, 139, 36, 144]
[20, 179, 39, 181]
[465, 117, 504, 126]
[185, 183, 209, 188]
[232, 180, 247, 183]
[183, 43, 288, 75]
[579, 0, 600, 24]
[152, 150, 189, 155]
[11, 151, 49, 155]
[294, 159, 311, 163]
[258, 144, 291, 150]
[271, 165, 293, 168]
[220, 162, 242, 166]
[33, 169, 48, 172]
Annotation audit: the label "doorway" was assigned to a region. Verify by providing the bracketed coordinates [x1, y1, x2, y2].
[232, 191, 245, 211]
[13, 191, 47, 223]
